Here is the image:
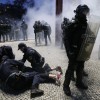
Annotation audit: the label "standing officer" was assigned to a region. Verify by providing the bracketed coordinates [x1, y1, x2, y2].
[21, 20, 28, 41]
[63, 5, 90, 96]
[33, 21, 43, 46]
[42, 22, 52, 46]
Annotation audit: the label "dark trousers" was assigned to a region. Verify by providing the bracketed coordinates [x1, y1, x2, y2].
[22, 65, 55, 86]
[7, 71, 55, 90]
[44, 32, 51, 45]
[64, 59, 84, 87]
[22, 30, 27, 41]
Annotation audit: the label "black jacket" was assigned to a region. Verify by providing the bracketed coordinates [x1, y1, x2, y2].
[21, 47, 43, 67]
[0, 59, 24, 81]
[64, 14, 87, 59]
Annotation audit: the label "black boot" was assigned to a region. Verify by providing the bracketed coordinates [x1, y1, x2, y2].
[63, 86, 71, 96]
[76, 82, 88, 90]
[31, 85, 44, 98]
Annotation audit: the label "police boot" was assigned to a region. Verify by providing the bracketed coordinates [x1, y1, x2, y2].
[76, 82, 88, 89]
[63, 70, 72, 96]
[31, 85, 44, 98]
[63, 86, 71, 96]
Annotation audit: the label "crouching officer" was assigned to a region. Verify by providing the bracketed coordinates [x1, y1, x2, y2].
[18, 43, 45, 73]
[63, 5, 90, 96]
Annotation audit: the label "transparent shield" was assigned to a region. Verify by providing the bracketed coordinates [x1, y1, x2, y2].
[77, 15, 100, 61]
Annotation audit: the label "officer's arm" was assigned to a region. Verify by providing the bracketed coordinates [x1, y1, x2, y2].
[19, 54, 26, 63]
[10, 59, 26, 71]
[64, 24, 74, 52]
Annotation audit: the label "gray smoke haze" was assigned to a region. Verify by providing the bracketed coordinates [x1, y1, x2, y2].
[23, 0, 55, 41]
[22, 0, 100, 59]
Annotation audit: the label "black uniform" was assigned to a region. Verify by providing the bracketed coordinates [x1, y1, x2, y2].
[21, 21, 28, 41]
[0, 24, 6, 42]
[33, 21, 43, 45]
[42, 23, 51, 46]
[20, 46, 45, 73]
[63, 5, 90, 96]
[61, 18, 70, 48]
[0, 57, 55, 91]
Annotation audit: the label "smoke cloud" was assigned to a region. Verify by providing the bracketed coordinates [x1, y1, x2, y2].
[23, 0, 100, 59]
[23, 0, 55, 41]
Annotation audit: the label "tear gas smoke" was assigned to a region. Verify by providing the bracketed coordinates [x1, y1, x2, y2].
[23, 0, 55, 41]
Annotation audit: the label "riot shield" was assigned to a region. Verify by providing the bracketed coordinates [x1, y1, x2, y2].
[77, 15, 100, 61]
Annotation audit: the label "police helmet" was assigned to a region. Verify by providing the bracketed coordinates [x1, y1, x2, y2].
[18, 43, 27, 50]
[74, 4, 90, 14]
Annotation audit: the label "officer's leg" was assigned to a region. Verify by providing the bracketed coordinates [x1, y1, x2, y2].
[15, 32, 17, 41]
[0, 34, 1, 42]
[61, 37, 63, 49]
[48, 34, 51, 43]
[83, 62, 88, 76]
[31, 73, 50, 98]
[35, 33, 37, 46]
[31, 72, 59, 98]
[25, 30, 28, 40]
[44, 33, 47, 46]
[76, 61, 88, 89]
[63, 60, 76, 96]
[16, 31, 19, 41]
[22, 30, 25, 40]
[5, 33, 8, 41]
[2, 33, 5, 42]
[43, 63, 63, 74]
[38, 32, 41, 44]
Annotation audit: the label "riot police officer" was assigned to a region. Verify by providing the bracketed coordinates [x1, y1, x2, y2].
[18, 43, 45, 73]
[63, 5, 90, 96]
[21, 20, 28, 41]
[42, 22, 52, 46]
[33, 21, 43, 46]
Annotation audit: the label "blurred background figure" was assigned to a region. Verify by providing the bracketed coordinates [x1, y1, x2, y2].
[21, 20, 28, 41]
[14, 21, 20, 41]
[42, 21, 52, 46]
[33, 20, 43, 46]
